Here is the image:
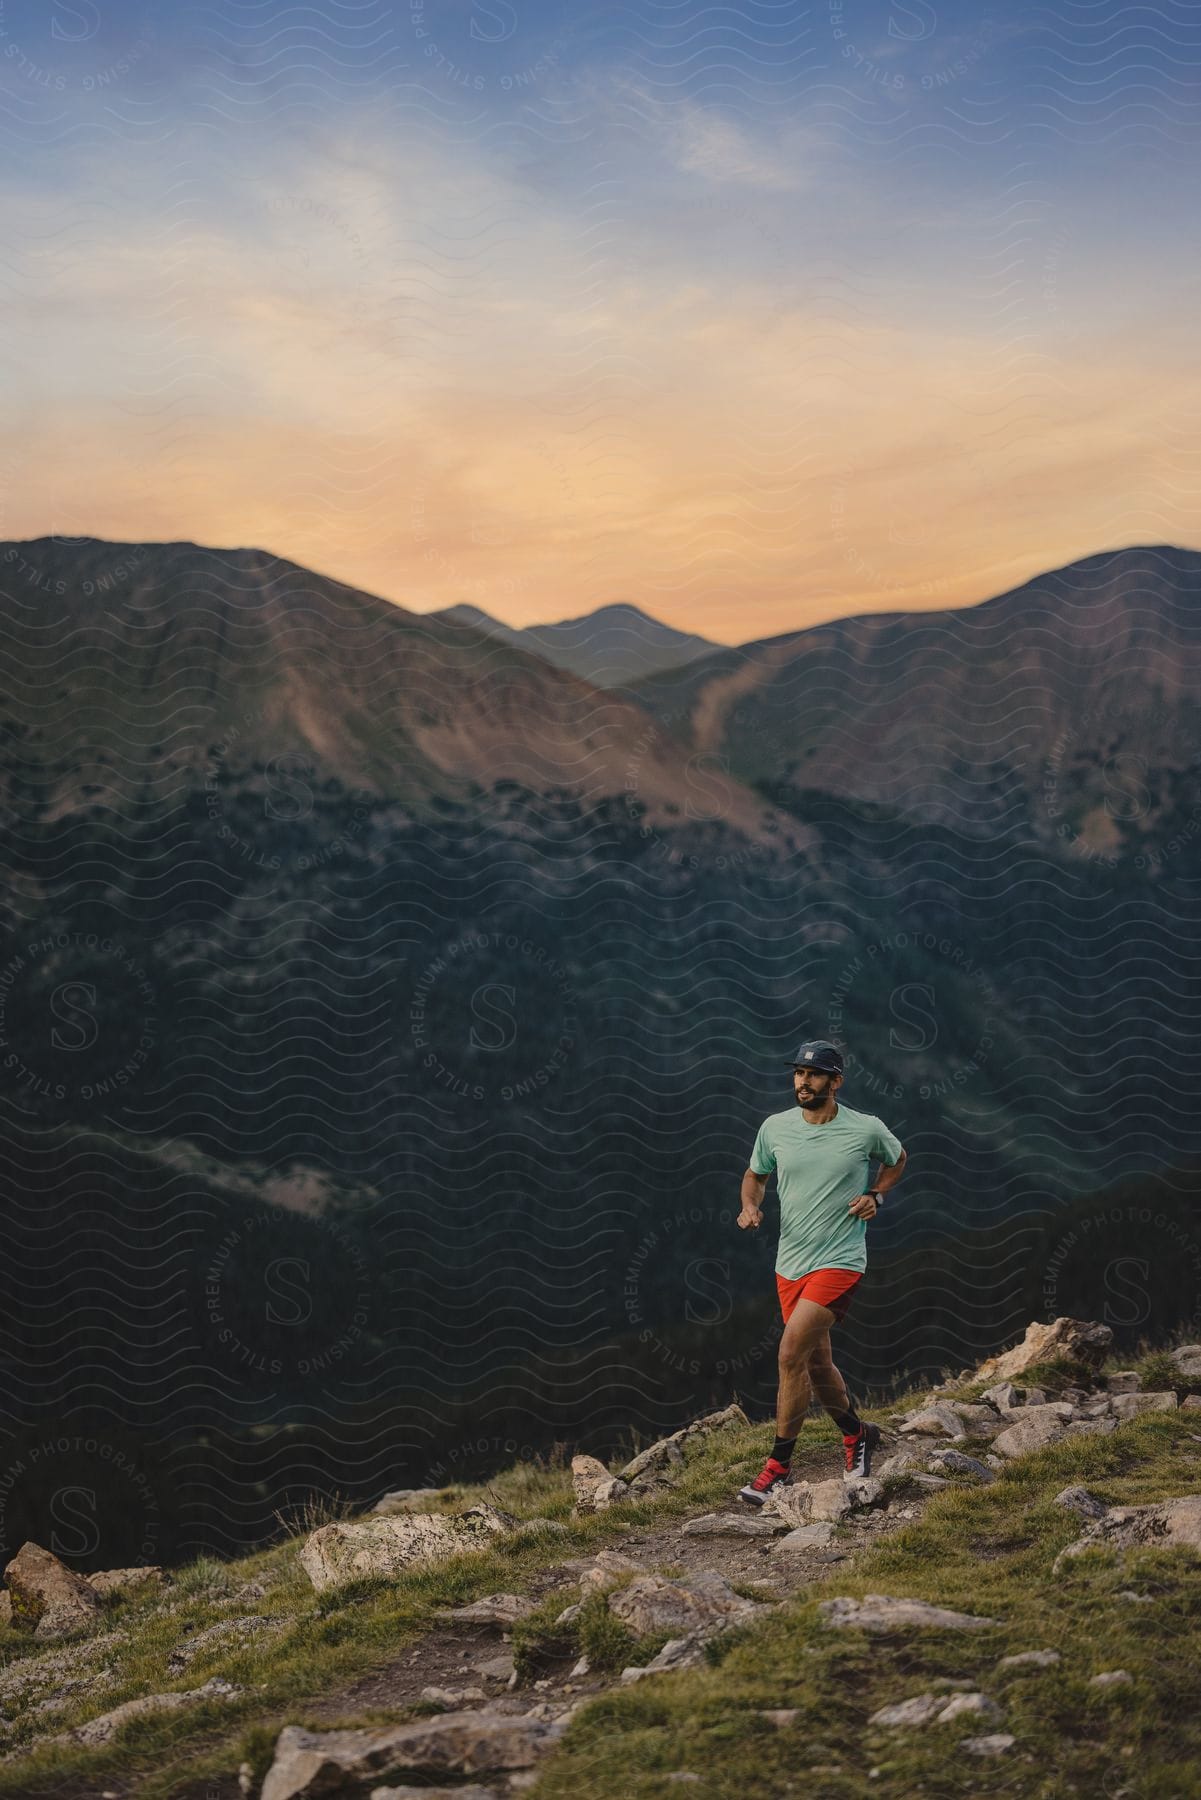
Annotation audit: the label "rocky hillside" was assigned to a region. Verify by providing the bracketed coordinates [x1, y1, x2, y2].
[0, 538, 786, 839]
[630, 542, 1201, 841]
[2, 1317, 1199, 1798]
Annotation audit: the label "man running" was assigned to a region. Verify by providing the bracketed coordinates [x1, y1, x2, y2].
[735, 1039, 906, 1504]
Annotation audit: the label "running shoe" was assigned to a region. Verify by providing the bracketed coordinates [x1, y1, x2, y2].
[737, 1456, 792, 1507]
[843, 1422, 882, 1480]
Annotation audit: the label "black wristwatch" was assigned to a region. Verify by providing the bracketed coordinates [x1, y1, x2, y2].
[868, 1189, 883, 1208]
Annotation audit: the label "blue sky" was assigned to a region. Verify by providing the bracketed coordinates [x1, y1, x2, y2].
[2, 0, 1198, 637]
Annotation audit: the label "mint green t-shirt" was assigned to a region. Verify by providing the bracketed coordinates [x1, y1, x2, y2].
[749, 1102, 904, 1280]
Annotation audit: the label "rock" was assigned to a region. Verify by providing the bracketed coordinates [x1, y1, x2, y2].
[1053, 1485, 1109, 1521]
[869, 1691, 999, 1728]
[554, 1603, 582, 1626]
[55, 1677, 242, 1747]
[1090, 1670, 1133, 1688]
[761, 1709, 800, 1727]
[4, 1542, 103, 1641]
[992, 1407, 1072, 1459]
[680, 1512, 787, 1537]
[617, 1433, 686, 1483]
[1110, 1391, 1177, 1419]
[976, 1318, 1113, 1381]
[167, 1615, 281, 1673]
[948, 1404, 1003, 1435]
[844, 1478, 885, 1510]
[869, 1693, 944, 1727]
[570, 1456, 628, 1514]
[819, 1593, 1001, 1632]
[299, 1505, 514, 1592]
[372, 1489, 448, 1516]
[761, 1483, 813, 1526]
[980, 1382, 1021, 1412]
[961, 1734, 1016, 1756]
[665, 1778, 702, 1788]
[371, 1789, 501, 1800]
[620, 1634, 709, 1681]
[421, 1686, 488, 1706]
[998, 1649, 1061, 1669]
[261, 1712, 568, 1800]
[1052, 1496, 1201, 1572]
[1106, 1372, 1140, 1393]
[926, 1450, 995, 1483]
[85, 1566, 163, 1598]
[608, 1570, 759, 1638]
[899, 1404, 966, 1440]
[808, 1479, 853, 1523]
[772, 1522, 836, 1553]
[579, 1552, 644, 1591]
[1181, 1395, 1201, 1412]
[937, 1693, 1002, 1724]
[875, 1446, 925, 1478]
[682, 1403, 750, 1438]
[1024, 1387, 1048, 1405]
[910, 1474, 951, 1490]
[435, 1595, 536, 1628]
[1066, 1419, 1117, 1438]
[568, 1655, 590, 1677]
[1172, 1345, 1201, 1382]
[474, 1653, 515, 1683]
[1078, 1398, 1113, 1418]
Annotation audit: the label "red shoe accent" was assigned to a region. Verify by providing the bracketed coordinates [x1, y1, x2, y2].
[738, 1456, 792, 1506]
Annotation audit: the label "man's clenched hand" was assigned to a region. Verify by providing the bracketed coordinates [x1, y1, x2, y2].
[737, 1205, 763, 1231]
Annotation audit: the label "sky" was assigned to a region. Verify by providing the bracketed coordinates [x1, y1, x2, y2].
[1, 0, 1199, 643]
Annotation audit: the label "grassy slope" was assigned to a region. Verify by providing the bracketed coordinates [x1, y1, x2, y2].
[2, 1351, 1199, 1799]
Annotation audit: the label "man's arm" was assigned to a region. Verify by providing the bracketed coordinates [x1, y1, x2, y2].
[873, 1145, 906, 1197]
[737, 1167, 769, 1230]
[848, 1145, 906, 1219]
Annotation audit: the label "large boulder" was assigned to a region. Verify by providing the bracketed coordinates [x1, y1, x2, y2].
[1172, 1345, 1201, 1384]
[4, 1542, 103, 1641]
[992, 1406, 1073, 1460]
[976, 1319, 1112, 1381]
[899, 1403, 967, 1440]
[299, 1505, 513, 1593]
[570, 1456, 628, 1514]
[819, 1593, 1001, 1632]
[1053, 1495, 1201, 1573]
[608, 1570, 760, 1638]
[86, 1565, 163, 1598]
[1110, 1392, 1177, 1420]
[261, 1712, 567, 1800]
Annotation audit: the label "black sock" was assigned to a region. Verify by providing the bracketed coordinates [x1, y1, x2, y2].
[829, 1406, 862, 1437]
[770, 1435, 797, 1465]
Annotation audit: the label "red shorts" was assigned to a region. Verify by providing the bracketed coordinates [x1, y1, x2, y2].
[777, 1267, 862, 1325]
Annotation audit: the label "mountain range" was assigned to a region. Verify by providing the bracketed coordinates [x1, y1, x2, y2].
[3, 534, 1200, 1562]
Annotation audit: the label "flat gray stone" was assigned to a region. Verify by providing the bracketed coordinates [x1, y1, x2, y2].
[1052, 1485, 1109, 1521]
[681, 1512, 787, 1537]
[1111, 1391, 1177, 1419]
[819, 1593, 1001, 1633]
[926, 1450, 995, 1482]
[1089, 1670, 1133, 1688]
[435, 1595, 536, 1628]
[961, 1733, 1016, 1756]
[262, 1713, 567, 1800]
[772, 1522, 836, 1553]
[998, 1649, 1061, 1669]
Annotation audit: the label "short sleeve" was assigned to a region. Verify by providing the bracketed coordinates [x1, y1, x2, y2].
[869, 1116, 904, 1166]
[749, 1121, 776, 1176]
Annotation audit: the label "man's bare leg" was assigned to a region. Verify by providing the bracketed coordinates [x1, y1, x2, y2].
[807, 1327, 853, 1417]
[776, 1298, 837, 1439]
[808, 1324, 870, 1454]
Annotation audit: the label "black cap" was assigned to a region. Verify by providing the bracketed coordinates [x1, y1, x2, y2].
[789, 1040, 844, 1075]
